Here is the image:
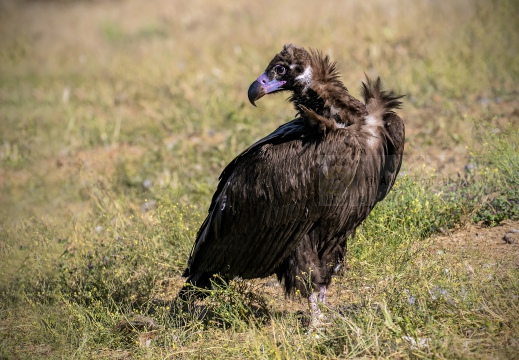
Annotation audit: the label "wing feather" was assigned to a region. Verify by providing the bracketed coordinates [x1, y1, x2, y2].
[185, 119, 361, 281]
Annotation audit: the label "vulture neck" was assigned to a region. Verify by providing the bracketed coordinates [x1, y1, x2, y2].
[292, 76, 367, 127]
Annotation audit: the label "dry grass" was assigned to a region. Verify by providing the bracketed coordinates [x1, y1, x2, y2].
[1, 0, 519, 358]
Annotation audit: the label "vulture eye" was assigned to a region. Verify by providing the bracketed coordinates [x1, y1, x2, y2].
[274, 65, 286, 75]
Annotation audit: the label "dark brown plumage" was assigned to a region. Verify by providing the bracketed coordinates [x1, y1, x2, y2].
[180, 44, 404, 325]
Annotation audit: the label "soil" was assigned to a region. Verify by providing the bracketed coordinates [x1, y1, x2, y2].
[434, 220, 519, 268]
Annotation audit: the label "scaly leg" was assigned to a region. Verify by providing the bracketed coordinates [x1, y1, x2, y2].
[318, 285, 327, 304]
[308, 292, 323, 328]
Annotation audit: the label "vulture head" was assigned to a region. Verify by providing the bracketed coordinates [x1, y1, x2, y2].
[247, 44, 315, 106]
[247, 44, 361, 127]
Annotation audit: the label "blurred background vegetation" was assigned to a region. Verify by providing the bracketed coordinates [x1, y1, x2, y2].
[1, 0, 518, 358]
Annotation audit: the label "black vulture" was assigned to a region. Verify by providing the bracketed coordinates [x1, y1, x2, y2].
[180, 44, 404, 325]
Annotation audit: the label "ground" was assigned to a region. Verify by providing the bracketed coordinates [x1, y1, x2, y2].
[437, 220, 519, 268]
[1, 0, 518, 358]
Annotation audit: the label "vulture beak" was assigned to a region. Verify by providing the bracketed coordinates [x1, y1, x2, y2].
[248, 72, 287, 106]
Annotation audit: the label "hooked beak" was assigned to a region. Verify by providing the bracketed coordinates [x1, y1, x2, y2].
[247, 72, 286, 106]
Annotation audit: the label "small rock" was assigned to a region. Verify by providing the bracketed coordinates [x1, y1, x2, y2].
[115, 315, 157, 333]
[402, 335, 430, 350]
[141, 200, 157, 213]
[143, 179, 153, 189]
[503, 231, 517, 244]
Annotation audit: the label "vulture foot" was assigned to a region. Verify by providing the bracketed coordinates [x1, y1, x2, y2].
[308, 290, 331, 329]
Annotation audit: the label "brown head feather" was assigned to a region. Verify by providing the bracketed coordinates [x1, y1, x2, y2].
[308, 49, 342, 86]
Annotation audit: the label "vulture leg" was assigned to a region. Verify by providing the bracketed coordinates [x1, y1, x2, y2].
[309, 285, 331, 328]
[308, 292, 324, 328]
[318, 285, 327, 304]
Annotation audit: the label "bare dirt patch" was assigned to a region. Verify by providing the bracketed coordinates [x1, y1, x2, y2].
[435, 220, 519, 268]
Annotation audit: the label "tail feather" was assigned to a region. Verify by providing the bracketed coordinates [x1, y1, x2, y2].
[361, 76, 404, 119]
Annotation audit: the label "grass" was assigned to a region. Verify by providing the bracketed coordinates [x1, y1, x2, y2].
[1, 0, 519, 358]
